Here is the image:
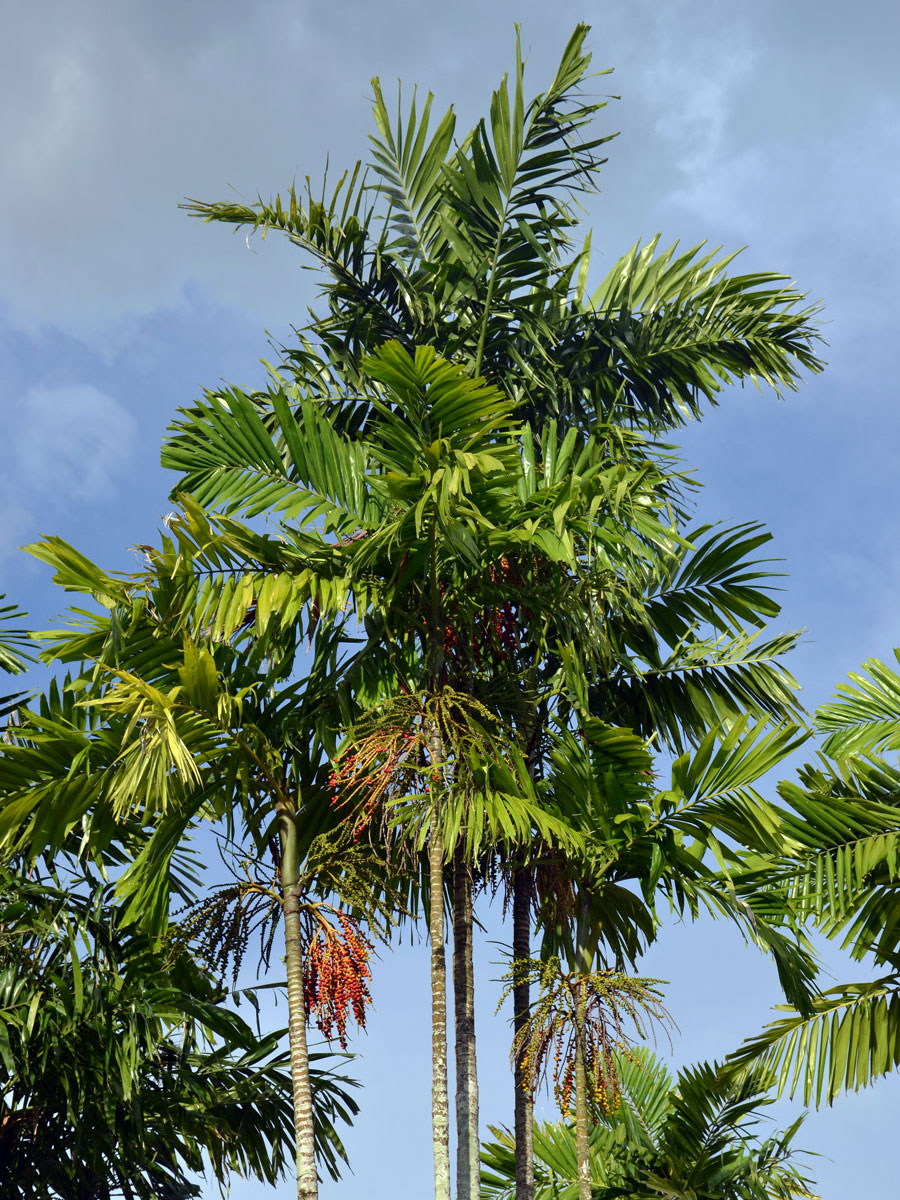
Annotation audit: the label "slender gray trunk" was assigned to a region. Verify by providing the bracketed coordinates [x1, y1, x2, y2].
[573, 891, 595, 1200]
[512, 868, 534, 1200]
[453, 841, 479, 1200]
[280, 799, 319, 1200]
[429, 808, 452, 1200]
[573, 993, 591, 1200]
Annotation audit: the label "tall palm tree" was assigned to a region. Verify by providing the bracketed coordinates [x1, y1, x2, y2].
[7, 344, 620, 1200]
[157, 350, 815, 1200]
[174, 26, 823, 1197]
[465, 451, 809, 1200]
[0, 606, 380, 1200]
[509, 712, 826, 1198]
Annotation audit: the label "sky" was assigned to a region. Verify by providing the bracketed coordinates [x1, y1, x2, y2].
[2, 0, 900, 1195]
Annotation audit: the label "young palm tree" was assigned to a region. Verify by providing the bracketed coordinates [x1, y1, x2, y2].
[481, 1047, 818, 1200]
[499, 954, 671, 1200]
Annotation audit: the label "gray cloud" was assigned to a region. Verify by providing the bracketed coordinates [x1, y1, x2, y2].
[2, 384, 137, 561]
[2, 0, 897, 342]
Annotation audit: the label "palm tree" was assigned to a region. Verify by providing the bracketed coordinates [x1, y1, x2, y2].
[473, 503, 811, 1200]
[155, 350, 816, 1200]
[7, 344, 613, 1200]
[174, 26, 823, 1197]
[0, 863, 359, 1199]
[506, 713, 826, 1198]
[499, 954, 671, 1200]
[0, 609, 381, 1200]
[481, 1046, 818, 1200]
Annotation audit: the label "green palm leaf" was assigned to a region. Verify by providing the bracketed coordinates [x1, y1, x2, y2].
[163, 381, 380, 530]
[815, 650, 900, 758]
[727, 975, 900, 1107]
[578, 236, 823, 430]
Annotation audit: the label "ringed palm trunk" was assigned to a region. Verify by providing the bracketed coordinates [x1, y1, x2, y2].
[573, 995, 592, 1200]
[512, 867, 534, 1200]
[279, 797, 319, 1200]
[429, 805, 452, 1200]
[573, 892, 595, 1200]
[427, 522, 452, 1200]
[453, 840, 479, 1200]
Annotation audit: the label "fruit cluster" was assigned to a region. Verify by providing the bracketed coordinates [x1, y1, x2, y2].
[472, 598, 518, 663]
[303, 912, 373, 1050]
[554, 1056, 575, 1118]
[328, 729, 416, 838]
[441, 555, 522, 664]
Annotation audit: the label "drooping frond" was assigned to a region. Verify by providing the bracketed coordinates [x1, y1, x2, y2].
[728, 975, 900, 1107]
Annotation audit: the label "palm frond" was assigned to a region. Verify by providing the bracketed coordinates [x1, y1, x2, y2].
[367, 79, 456, 262]
[815, 650, 900, 758]
[576, 236, 824, 430]
[727, 975, 900, 1107]
[163, 379, 381, 532]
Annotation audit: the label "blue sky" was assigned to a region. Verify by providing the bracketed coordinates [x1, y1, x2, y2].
[3, 1, 900, 1196]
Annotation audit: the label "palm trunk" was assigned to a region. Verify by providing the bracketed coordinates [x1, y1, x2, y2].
[573, 999, 592, 1200]
[573, 892, 594, 1200]
[280, 799, 319, 1200]
[512, 868, 534, 1200]
[453, 840, 479, 1200]
[429, 809, 452, 1200]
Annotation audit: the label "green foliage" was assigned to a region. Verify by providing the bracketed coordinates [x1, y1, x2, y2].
[533, 718, 818, 1011]
[0, 593, 32, 677]
[0, 25, 834, 1197]
[0, 867, 358, 1198]
[727, 649, 900, 1106]
[0, 593, 33, 718]
[178, 25, 822, 436]
[481, 1047, 818, 1199]
[727, 974, 900, 1109]
[815, 649, 900, 758]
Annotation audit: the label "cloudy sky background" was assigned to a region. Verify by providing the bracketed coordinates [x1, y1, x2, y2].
[3, 1, 899, 1196]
